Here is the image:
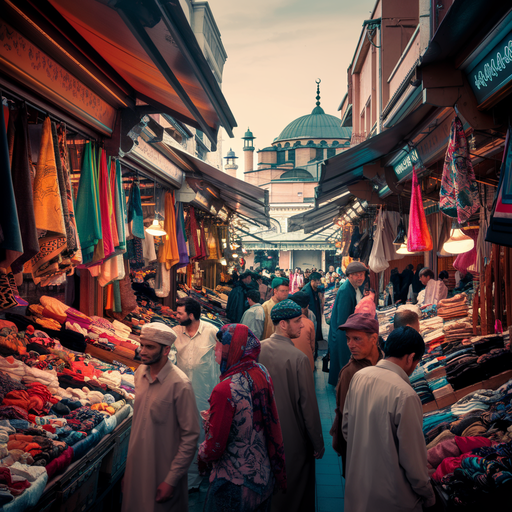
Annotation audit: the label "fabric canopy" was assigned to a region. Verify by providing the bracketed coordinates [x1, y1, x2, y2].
[48, 0, 236, 150]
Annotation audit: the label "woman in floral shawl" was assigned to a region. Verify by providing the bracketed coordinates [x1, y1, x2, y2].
[198, 323, 286, 511]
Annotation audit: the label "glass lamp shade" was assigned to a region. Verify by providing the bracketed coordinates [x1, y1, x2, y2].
[145, 219, 167, 236]
[443, 228, 474, 254]
[397, 237, 415, 254]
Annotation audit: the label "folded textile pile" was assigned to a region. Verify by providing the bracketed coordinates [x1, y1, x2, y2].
[437, 293, 468, 320]
[443, 320, 473, 342]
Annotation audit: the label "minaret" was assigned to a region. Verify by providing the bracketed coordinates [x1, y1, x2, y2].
[224, 148, 238, 178]
[242, 128, 255, 173]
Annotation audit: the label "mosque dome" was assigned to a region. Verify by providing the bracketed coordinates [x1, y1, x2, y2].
[274, 81, 351, 143]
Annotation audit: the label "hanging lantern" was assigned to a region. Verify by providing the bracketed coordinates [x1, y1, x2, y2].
[393, 218, 406, 245]
[146, 218, 167, 236]
[443, 221, 474, 254]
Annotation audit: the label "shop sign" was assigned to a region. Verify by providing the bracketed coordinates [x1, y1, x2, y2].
[467, 29, 512, 105]
[131, 138, 184, 187]
[393, 148, 421, 180]
[0, 21, 116, 135]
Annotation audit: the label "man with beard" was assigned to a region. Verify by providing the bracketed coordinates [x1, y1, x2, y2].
[173, 297, 219, 491]
[259, 300, 324, 512]
[261, 277, 290, 340]
[123, 323, 199, 512]
[327, 261, 367, 386]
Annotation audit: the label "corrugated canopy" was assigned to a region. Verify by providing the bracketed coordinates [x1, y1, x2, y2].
[317, 104, 433, 203]
[47, 0, 236, 150]
[288, 192, 352, 233]
[167, 145, 270, 226]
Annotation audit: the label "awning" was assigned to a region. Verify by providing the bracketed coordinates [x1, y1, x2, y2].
[288, 192, 352, 233]
[166, 145, 270, 226]
[317, 104, 434, 204]
[421, 0, 511, 66]
[46, 0, 236, 149]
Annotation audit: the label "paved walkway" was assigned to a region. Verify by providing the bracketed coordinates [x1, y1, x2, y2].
[189, 349, 344, 512]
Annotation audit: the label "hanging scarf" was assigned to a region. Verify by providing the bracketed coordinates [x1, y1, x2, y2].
[113, 159, 126, 251]
[127, 180, 144, 239]
[440, 116, 480, 223]
[28, 118, 68, 283]
[175, 202, 189, 269]
[407, 168, 433, 252]
[453, 227, 479, 274]
[98, 148, 114, 259]
[75, 142, 102, 264]
[107, 157, 119, 249]
[217, 324, 287, 491]
[486, 128, 512, 247]
[158, 191, 180, 269]
[188, 206, 203, 261]
[9, 107, 39, 274]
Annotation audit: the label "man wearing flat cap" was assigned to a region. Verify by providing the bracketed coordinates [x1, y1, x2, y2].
[123, 323, 200, 512]
[259, 300, 324, 512]
[261, 277, 290, 340]
[329, 313, 382, 476]
[327, 261, 367, 386]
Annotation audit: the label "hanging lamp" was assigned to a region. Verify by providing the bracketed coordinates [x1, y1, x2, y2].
[145, 180, 167, 236]
[442, 221, 474, 254]
[397, 236, 415, 254]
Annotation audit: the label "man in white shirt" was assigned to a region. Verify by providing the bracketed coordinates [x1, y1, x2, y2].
[239, 289, 265, 339]
[173, 297, 220, 491]
[417, 267, 448, 305]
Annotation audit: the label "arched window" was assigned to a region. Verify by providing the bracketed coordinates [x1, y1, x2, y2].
[294, 141, 302, 147]
[307, 140, 315, 146]
[332, 141, 339, 146]
[284, 142, 290, 148]
[320, 140, 327, 147]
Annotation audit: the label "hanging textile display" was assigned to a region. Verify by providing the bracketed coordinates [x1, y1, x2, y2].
[107, 157, 119, 250]
[127, 179, 145, 239]
[9, 106, 39, 274]
[486, 128, 512, 247]
[439, 116, 480, 224]
[27, 118, 68, 284]
[0, 100, 23, 270]
[56, 124, 81, 265]
[176, 202, 189, 269]
[75, 142, 102, 264]
[369, 207, 389, 273]
[158, 191, 180, 269]
[453, 227, 479, 274]
[408, 168, 433, 252]
[113, 159, 126, 252]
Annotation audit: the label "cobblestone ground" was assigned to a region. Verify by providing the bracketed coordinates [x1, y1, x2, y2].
[189, 348, 344, 512]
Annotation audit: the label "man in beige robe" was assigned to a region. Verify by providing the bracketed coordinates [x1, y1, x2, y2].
[261, 277, 290, 340]
[259, 299, 324, 512]
[342, 326, 435, 512]
[123, 323, 200, 512]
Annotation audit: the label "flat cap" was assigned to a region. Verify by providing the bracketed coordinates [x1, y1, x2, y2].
[271, 299, 302, 322]
[309, 272, 322, 281]
[290, 291, 309, 309]
[140, 322, 177, 346]
[338, 313, 379, 334]
[271, 277, 289, 289]
[345, 261, 368, 275]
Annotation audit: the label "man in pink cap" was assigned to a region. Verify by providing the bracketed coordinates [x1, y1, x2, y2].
[330, 312, 382, 475]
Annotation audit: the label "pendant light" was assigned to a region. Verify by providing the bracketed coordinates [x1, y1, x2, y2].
[442, 221, 474, 254]
[145, 180, 167, 236]
[397, 236, 415, 254]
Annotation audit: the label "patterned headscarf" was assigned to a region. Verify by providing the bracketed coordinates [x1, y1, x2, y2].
[217, 324, 260, 375]
[215, 323, 287, 491]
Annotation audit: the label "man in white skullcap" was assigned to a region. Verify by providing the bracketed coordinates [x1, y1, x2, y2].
[122, 323, 200, 512]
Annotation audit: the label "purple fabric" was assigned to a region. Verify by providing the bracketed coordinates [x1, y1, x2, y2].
[175, 202, 189, 269]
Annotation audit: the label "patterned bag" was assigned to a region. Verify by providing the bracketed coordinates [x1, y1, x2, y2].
[440, 116, 480, 223]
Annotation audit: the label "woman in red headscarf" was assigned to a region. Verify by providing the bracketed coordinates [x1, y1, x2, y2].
[198, 324, 286, 511]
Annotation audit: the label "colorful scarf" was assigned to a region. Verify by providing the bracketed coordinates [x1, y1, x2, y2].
[440, 116, 480, 224]
[408, 168, 433, 252]
[217, 324, 287, 491]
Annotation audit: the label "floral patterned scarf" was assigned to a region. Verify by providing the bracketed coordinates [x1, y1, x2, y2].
[217, 324, 287, 491]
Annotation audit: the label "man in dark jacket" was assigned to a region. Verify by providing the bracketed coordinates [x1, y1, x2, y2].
[302, 272, 324, 357]
[226, 271, 252, 323]
[399, 264, 414, 304]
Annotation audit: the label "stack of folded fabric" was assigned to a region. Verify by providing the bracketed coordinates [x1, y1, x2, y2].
[437, 294, 469, 320]
[443, 320, 473, 342]
[410, 367, 435, 404]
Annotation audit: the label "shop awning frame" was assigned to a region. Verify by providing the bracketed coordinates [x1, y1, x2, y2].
[167, 145, 270, 226]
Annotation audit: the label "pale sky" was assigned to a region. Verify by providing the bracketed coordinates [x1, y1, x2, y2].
[209, 0, 377, 179]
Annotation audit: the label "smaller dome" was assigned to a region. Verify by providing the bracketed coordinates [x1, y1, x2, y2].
[243, 128, 254, 139]
[225, 148, 237, 159]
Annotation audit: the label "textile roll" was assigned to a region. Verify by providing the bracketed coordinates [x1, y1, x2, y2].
[440, 116, 479, 224]
[408, 168, 433, 252]
[158, 191, 179, 269]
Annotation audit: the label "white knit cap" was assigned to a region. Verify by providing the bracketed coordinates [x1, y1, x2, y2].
[140, 323, 177, 347]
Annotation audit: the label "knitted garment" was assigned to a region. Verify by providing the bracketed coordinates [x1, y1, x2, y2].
[408, 168, 433, 252]
[270, 299, 301, 322]
[440, 116, 480, 224]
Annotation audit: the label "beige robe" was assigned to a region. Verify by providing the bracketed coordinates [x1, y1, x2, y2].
[342, 360, 435, 512]
[122, 361, 200, 512]
[262, 297, 278, 340]
[259, 333, 324, 512]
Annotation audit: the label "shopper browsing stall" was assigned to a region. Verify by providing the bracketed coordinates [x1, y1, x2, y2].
[240, 289, 265, 340]
[417, 267, 448, 305]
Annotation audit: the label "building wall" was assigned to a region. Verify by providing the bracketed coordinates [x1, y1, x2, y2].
[292, 250, 322, 271]
[269, 182, 317, 203]
[279, 251, 291, 270]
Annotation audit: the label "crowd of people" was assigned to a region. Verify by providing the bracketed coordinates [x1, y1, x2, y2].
[121, 262, 445, 512]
